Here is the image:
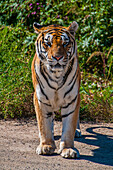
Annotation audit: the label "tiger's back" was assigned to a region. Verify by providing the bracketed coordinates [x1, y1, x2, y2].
[32, 21, 81, 158]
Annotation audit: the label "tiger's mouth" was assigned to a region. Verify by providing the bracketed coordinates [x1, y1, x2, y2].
[52, 63, 62, 68]
[50, 63, 64, 71]
[46, 57, 68, 72]
[45, 62, 67, 73]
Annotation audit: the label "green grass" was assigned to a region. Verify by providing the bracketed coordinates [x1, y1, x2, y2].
[80, 73, 113, 122]
[0, 26, 35, 118]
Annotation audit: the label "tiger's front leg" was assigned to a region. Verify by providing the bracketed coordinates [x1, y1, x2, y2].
[34, 92, 56, 155]
[58, 94, 80, 158]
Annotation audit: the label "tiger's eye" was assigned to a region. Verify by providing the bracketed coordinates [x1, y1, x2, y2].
[47, 42, 51, 46]
[63, 42, 68, 47]
[45, 41, 51, 47]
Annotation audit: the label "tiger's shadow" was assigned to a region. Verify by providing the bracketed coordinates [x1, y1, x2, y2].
[54, 126, 113, 165]
[75, 126, 113, 166]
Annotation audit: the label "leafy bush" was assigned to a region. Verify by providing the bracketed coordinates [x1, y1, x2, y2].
[80, 73, 113, 122]
[0, 0, 113, 121]
[0, 25, 36, 118]
[1, 0, 113, 77]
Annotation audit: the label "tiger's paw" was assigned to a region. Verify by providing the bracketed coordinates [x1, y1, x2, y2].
[75, 129, 81, 138]
[36, 144, 55, 155]
[58, 148, 79, 159]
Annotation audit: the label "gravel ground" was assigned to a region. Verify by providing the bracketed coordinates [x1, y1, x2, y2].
[0, 119, 113, 170]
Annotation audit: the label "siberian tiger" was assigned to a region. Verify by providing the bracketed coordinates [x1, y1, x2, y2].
[32, 21, 81, 158]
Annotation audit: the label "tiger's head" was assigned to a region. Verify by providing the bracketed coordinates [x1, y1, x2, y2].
[33, 21, 78, 72]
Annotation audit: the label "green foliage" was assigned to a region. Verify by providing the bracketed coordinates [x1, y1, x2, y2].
[80, 73, 113, 122]
[0, 25, 36, 118]
[0, 0, 113, 121]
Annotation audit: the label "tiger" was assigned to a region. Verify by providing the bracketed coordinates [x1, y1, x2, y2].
[31, 21, 81, 158]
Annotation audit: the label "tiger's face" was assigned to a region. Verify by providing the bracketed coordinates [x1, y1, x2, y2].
[34, 22, 78, 72]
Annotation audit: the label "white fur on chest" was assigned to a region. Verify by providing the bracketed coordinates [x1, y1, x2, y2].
[35, 58, 78, 111]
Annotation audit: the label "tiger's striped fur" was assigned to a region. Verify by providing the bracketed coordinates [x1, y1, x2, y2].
[32, 21, 81, 158]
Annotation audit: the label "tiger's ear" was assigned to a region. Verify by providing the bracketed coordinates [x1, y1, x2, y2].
[67, 21, 78, 36]
[33, 22, 44, 33]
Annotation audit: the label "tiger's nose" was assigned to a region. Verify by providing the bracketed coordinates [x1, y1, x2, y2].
[52, 56, 63, 61]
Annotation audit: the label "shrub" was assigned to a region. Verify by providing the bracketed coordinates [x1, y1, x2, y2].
[0, 25, 36, 118]
[80, 73, 113, 122]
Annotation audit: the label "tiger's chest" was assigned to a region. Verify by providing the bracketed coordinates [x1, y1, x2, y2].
[49, 90, 66, 111]
[36, 84, 72, 111]
[36, 74, 78, 112]
[35, 58, 78, 111]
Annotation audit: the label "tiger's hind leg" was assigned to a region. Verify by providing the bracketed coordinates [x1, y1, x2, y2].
[58, 94, 80, 158]
[75, 116, 81, 138]
[34, 92, 56, 155]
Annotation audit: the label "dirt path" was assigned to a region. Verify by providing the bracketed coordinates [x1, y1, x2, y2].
[0, 119, 113, 170]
